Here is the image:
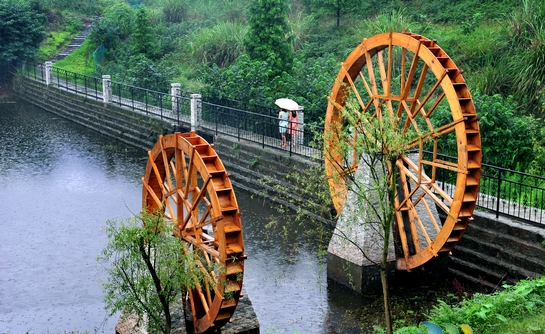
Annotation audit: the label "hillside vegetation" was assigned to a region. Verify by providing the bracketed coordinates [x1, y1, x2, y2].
[14, 0, 545, 172]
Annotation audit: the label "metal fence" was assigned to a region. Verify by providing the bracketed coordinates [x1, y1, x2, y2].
[53, 67, 102, 100]
[429, 152, 545, 227]
[109, 81, 191, 124]
[22, 62, 46, 83]
[21, 63, 193, 126]
[201, 101, 323, 159]
[20, 62, 323, 159]
[18, 62, 545, 227]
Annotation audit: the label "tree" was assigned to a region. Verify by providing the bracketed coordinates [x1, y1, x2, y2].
[0, 0, 45, 69]
[325, 102, 415, 334]
[245, 0, 293, 76]
[132, 6, 158, 58]
[125, 54, 175, 93]
[99, 210, 211, 334]
[88, 1, 134, 50]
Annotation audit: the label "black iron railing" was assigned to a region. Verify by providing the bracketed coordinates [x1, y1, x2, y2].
[201, 101, 323, 159]
[21, 63, 46, 83]
[52, 67, 102, 99]
[427, 151, 545, 227]
[109, 81, 191, 124]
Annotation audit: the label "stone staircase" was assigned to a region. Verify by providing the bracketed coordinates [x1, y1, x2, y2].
[51, 24, 93, 63]
[449, 211, 545, 291]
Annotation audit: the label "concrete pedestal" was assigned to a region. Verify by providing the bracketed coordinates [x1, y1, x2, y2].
[326, 160, 396, 294]
[327, 154, 445, 294]
[116, 290, 259, 334]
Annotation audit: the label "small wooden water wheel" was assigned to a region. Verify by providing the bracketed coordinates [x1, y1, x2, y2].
[142, 132, 244, 333]
[325, 31, 482, 270]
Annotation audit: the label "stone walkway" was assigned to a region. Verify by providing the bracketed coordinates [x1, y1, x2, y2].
[51, 23, 93, 63]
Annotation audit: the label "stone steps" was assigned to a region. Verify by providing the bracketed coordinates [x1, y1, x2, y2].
[51, 24, 93, 63]
[449, 212, 545, 291]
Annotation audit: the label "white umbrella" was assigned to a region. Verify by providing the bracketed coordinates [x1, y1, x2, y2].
[275, 98, 300, 111]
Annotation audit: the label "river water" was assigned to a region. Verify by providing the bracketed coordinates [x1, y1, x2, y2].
[0, 100, 370, 333]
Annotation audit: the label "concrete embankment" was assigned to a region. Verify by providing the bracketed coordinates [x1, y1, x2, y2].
[13, 76, 173, 152]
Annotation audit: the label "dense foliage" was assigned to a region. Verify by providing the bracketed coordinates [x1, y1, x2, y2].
[433, 92, 538, 171]
[0, 0, 45, 68]
[245, 0, 293, 76]
[99, 211, 209, 334]
[41, 0, 545, 170]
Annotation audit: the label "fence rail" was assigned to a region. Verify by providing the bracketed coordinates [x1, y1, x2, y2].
[17, 62, 545, 227]
[200, 101, 323, 158]
[427, 151, 545, 227]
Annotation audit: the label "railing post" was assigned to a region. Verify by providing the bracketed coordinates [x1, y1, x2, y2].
[45, 61, 52, 86]
[297, 107, 305, 149]
[496, 169, 502, 218]
[102, 75, 111, 103]
[171, 83, 181, 114]
[190, 93, 202, 132]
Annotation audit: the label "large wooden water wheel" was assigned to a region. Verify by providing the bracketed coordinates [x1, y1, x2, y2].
[142, 132, 244, 333]
[325, 31, 482, 271]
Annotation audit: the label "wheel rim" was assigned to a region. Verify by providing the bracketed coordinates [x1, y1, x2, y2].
[142, 132, 244, 332]
[325, 32, 482, 270]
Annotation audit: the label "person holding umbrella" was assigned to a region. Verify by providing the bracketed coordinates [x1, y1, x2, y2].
[287, 109, 299, 149]
[278, 108, 289, 148]
[275, 98, 300, 149]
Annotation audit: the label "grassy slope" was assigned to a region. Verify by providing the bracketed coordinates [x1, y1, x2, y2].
[38, 31, 76, 61]
[54, 39, 96, 76]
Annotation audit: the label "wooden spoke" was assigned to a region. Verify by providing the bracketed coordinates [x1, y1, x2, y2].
[325, 32, 482, 271]
[142, 132, 244, 333]
[340, 65, 368, 113]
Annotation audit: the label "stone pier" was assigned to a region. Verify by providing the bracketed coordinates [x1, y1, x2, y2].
[116, 290, 259, 334]
[326, 161, 396, 294]
[326, 154, 445, 294]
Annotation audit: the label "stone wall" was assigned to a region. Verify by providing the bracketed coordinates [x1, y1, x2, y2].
[211, 135, 335, 226]
[13, 76, 173, 152]
[450, 210, 545, 290]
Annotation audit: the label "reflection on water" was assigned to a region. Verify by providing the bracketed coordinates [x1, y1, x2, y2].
[0, 100, 371, 334]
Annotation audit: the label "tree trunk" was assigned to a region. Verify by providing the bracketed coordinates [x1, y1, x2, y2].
[140, 242, 172, 334]
[381, 227, 393, 334]
[380, 264, 392, 334]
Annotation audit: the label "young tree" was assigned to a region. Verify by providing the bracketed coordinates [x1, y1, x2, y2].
[244, 0, 293, 76]
[325, 102, 415, 334]
[261, 101, 412, 333]
[99, 210, 211, 334]
[132, 6, 158, 58]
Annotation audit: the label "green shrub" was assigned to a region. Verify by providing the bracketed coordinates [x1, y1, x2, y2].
[158, 0, 188, 23]
[245, 0, 293, 76]
[433, 92, 537, 170]
[426, 276, 545, 334]
[188, 22, 246, 67]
